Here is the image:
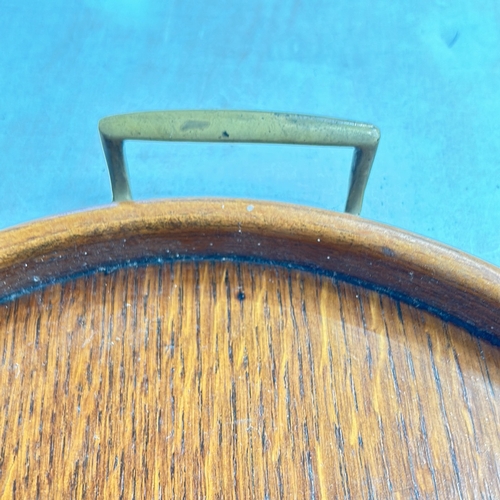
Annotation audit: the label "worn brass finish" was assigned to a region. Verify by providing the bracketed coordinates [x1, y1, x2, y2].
[99, 111, 380, 214]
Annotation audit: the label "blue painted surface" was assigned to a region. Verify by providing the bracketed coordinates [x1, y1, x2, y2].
[1, 0, 500, 265]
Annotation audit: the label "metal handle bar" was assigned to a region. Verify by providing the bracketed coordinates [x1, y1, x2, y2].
[99, 110, 380, 215]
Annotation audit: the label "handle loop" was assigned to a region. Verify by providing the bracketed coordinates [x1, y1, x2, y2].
[99, 110, 380, 215]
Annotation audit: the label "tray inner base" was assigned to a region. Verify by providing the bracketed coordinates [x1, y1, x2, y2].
[1, 259, 499, 497]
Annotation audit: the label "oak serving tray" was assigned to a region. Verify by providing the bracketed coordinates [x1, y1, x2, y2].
[1, 111, 500, 498]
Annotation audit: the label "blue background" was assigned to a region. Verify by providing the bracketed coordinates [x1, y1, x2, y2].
[1, 0, 500, 265]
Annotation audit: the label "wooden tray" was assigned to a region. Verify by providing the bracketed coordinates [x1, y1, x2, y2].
[1, 112, 500, 498]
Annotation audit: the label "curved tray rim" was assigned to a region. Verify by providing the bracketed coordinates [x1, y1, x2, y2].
[1, 198, 499, 340]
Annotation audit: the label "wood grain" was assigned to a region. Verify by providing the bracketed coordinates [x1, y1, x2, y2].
[1, 259, 500, 498]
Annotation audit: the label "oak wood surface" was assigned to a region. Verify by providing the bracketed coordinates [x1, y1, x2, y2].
[1, 200, 500, 498]
[1, 260, 500, 498]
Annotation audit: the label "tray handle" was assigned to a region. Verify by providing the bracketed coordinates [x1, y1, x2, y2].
[99, 110, 380, 215]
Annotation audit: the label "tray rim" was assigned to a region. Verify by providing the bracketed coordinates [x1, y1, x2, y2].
[1, 198, 499, 340]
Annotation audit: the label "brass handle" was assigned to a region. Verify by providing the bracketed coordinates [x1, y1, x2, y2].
[99, 110, 380, 215]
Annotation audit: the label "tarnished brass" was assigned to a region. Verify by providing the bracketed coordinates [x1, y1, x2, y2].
[99, 110, 380, 215]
